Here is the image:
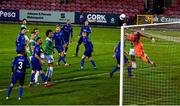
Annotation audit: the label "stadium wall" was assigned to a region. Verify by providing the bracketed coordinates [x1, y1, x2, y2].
[0, 9, 121, 26]
[0, 9, 19, 21]
[1, 9, 180, 25]
[153, 15, 180, 23]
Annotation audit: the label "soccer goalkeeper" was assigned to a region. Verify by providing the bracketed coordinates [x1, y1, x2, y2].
[125, 31, 155, 65]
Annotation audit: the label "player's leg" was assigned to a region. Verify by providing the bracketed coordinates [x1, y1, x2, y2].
[129, 48, 137, 69]
[34, 53, 45, 85]
[18, 74, 25, 100]
[45, 55, 54, 81]
[29, 70, 36, 86]
[29, 59, 37, 86]
[39, 70, 48, 85]
[34, 71, 39, 85]
[75, 36, 83, 56]
[88, 52, 96, 69]
[110, 57, 120, 78]
[64, 40, 69, 55]
[124, 56, 134, 78]
[6, 74, 18, 99]
[57, 47, 69, 66]
[80, 55, 86, 70]
[141, 53, 154, 65]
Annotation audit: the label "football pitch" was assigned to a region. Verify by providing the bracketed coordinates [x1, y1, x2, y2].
[0, 23, 120, 105]
[0, 23, 180, 105]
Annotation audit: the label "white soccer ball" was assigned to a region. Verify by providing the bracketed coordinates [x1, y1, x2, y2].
[119, 14, 126, 20]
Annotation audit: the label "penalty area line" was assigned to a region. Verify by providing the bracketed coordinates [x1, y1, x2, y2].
[0, 72, 109, 92]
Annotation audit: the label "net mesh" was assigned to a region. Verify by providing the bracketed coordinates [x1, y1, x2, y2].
[122, 23, 180, 105]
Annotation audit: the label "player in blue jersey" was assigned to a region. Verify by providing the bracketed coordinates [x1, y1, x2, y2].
[62, 19, 73, 55]
[80, 30, 96, 70]
[6, 50, 30, 100]
[29, 37, 48, 86]
[53, 25, 70, 66]
[110, 41, 134, 78]
[16, 27, 27, 54]
[20, 18, 30, 54]
[75, 20, 92, 56]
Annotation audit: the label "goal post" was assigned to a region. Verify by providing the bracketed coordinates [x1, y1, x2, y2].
[120, 22, 180, 105]
[136, 14, 154, 25]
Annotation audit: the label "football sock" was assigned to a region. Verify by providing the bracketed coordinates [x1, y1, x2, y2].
[40, 73, 46, 83]
[19, 87, 23, 97]
[81, 58, 85, 67]
[111, 67, 120, 75]
[7, 86, 13, 97]
[90, 60, 96, 67]
[30, 73, 35, 82]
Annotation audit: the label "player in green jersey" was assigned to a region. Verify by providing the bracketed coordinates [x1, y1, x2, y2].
[45, 29, 54, 82]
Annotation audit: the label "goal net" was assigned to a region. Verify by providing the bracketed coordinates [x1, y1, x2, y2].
[120, 22, 180, 105]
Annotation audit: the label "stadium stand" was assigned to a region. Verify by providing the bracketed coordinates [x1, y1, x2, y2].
[0, 0, 144, 16]
[164, 1, 180, 16]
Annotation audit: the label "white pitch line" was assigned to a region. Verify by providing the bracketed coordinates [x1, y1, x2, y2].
[0, 72, 109, 92]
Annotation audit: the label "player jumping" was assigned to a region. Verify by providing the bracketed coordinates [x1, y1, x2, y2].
[80, 30, 96, 70]
[62, 19, 73, 55]
[53, 25, 70, 66]
[6, 50, 30, 100]
[125, 31, 154, 65]
[75, 20, 92, 56]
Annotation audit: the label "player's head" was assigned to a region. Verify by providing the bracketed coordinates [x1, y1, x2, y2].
[19, 50, 26, 56]
[22, 18, 27, 24]
[31, 31, 36, 39]
[20, 27, 27, 34]
[33, 28, 39, 34]
[82, 30, 87, 37]
[46, 29, 53, 38]
[56, 24, 61, 32]
[36, 37, 42, 45]
[136, 32, 141, 36]
[134, 32, 141, 40]
[67, 19, 71, 24]
[85, 20, 89, 26]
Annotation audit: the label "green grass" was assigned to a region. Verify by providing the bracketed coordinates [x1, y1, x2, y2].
[0, 23, 120, 105]
[0, 23, 180, 105]
[124, 29, 180, 105]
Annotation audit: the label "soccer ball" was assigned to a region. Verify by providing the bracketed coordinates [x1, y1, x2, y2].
[119, 14, 126, 20]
